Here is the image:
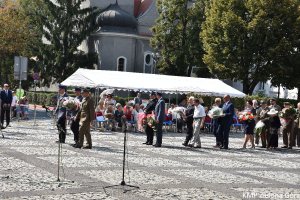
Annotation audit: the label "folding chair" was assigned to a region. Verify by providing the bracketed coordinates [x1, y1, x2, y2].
[163, 120, 173, 132]
[232, 115, 244, 132]
[96, 116, 106, 131]
[204, 116, 213, 133]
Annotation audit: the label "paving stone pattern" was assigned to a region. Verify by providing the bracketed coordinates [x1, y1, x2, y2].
[0, 111, 299, 200]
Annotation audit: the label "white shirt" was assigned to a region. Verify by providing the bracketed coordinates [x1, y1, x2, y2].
[11, 96, 17, 106]
[193, 104, 206, 118]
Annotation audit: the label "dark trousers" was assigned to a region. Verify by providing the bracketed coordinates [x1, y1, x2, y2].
[70, 119, 80, 143]
[145, 124, 154, 144]
[217, 124, 231, 148]
[282, 122, 294, 147]
[57, 117, 66, 143]
[213, 120, 220, 145]
[173, 118, 183, 131]
[155, 122, 163, 145]
[184, 121, 193, 144]
[294, 127, 300, 147]
[1, 107, 11, 126]
[268, 128, 278, 148]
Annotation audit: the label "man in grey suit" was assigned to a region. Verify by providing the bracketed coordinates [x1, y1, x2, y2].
[154, 92, 165, 147]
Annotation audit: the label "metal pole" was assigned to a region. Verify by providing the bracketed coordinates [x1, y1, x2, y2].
[57, 142, 61, 182]
[33, 81, 37, 126]
[18, 56, 22, 121]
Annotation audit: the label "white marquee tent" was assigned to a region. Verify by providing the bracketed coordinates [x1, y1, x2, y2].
[61, 68, 246, 97]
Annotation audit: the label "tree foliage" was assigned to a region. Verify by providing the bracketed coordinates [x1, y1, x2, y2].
[0, 0, 32, 56]
[201, 0, 300, 95]
[26, 0, 99, 85]
[0, 0, 35, 86]
[151, 0, 210, 77]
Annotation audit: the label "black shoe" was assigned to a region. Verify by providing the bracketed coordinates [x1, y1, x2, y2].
[74, 145, 82, 148]
[146, 142, 153, 145]
[153, 144, 161, 147]
[83, 146, 92, 149]
[281, 146, 288, 148]
[142, 142, 148, 144]
[182, 142, 188, 146]
[1, 126, 5, 129]
[220, 146, 228, 150]
[56, 140, 65, 143]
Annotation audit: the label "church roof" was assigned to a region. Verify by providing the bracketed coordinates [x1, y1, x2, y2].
[134, 0, 153, 17]
[96, 2, 138, 29]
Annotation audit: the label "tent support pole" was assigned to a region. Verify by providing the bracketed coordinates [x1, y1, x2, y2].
[127, 90, 129, 102]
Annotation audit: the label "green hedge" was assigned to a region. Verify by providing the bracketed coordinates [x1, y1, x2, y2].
[26, 92, 58, 106]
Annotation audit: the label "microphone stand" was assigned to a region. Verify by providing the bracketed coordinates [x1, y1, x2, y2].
[104, 117, 139, 193]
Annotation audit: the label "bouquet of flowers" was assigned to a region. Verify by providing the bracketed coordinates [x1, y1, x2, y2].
[239, 111, 255, 122]
[208, 106, 224, 119]
[62, 98, 79, 110]
[146, 114, 157, 129]
[279, 108, 296, 119]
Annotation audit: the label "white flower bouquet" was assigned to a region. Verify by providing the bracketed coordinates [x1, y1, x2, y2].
[62, 98, 79, 110]
[208, 106, 224, 119]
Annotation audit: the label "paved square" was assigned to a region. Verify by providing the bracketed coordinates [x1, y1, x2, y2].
[0, 112, 299, 199]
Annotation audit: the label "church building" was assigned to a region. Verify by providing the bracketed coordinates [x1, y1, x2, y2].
[82, 0, 158, 74]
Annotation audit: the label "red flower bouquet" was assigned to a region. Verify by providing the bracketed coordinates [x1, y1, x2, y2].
[239, 112, 255, 122]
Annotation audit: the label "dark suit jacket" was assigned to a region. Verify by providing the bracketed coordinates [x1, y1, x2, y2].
[0, 90, 13, 104]
[144, 98, 157, 114]
[155, 97, 165, 123]
[222, 101, 234, 126]
[185, 104, 195, 124]
[56, 93, 68, 120]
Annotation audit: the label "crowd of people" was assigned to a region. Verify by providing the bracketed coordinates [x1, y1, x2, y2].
[53, 84, 299, 150]
[53, 84, 300, 150]
[2, 82, 299, 151]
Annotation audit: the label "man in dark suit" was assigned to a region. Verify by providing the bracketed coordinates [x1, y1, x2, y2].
[56, 85, 68, 143]
[70, 88, 83, 145]
[182, 96, 195, 146]
[154, 91, 165, 147]
[143, 92, 157, 145]
[0, 83, 13, 128]
[217, 95, 234, 149]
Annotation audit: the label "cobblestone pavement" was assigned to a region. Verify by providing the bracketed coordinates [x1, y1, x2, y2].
[0, 110, 299, 200]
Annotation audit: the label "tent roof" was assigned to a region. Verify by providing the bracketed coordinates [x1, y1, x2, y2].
[61, 68, 246, 97]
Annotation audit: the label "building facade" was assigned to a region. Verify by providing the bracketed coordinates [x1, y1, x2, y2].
[80, 0, 158, 74]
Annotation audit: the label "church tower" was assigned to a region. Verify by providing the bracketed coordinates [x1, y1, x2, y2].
[89, 0, 135, 15]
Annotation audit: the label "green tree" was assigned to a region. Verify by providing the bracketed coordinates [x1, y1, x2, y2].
[27, 0, 99, 85]
[201, 0, 300, 95]
[0, 0, 35, 87]
[151, 0, 210, 77]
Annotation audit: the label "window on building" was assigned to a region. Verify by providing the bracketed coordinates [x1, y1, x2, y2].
[145, 54, 151, 65]
[117, 57, 127, 71]
[144, 52, 153, 73]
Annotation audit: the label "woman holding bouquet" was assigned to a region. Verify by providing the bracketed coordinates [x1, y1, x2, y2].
[241, 100, 256, 149]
